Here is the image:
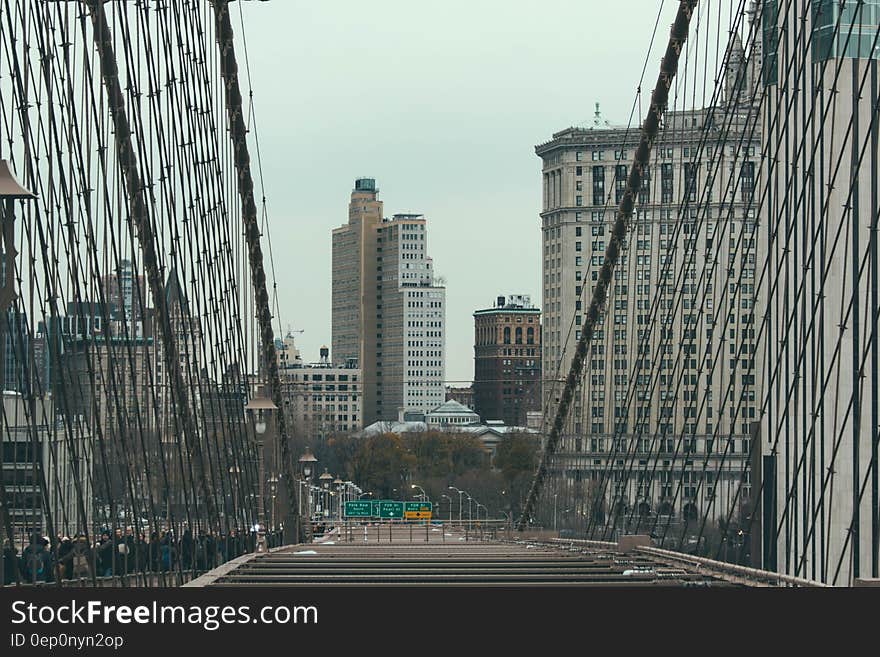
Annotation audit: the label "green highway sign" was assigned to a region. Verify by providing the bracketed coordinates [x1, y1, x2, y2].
[344, 500, 372, 517]
[378, 501, 404, 519]
[404, 501, 433, 520]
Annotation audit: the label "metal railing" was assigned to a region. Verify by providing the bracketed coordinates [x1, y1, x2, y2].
[543, 537, 827, 587]
[311, 519, 513, 544]
[634, 546, 827, 588]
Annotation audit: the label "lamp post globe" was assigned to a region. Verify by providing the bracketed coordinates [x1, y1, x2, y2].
[298, 447, 317, 479]
[411, 483, 428, 503]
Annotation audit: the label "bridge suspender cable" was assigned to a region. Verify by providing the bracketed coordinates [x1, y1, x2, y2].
[81, 0, 219, 531]
[209, 0, 300, 544]
[516, 0, 699, 532]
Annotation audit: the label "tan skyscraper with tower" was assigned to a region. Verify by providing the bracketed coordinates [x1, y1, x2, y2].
[332, 179, 445, 426]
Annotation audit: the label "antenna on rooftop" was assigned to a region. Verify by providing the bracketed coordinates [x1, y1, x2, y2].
[593, 102, 610, 128]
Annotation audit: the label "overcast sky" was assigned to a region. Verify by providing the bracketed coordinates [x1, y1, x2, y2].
[234, 0, 684, 383]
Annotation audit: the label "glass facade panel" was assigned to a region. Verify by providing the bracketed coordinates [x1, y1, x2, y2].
[812, 0, 880, 62]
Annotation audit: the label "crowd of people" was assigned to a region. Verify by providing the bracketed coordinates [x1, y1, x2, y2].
[1, 526, 285, 585]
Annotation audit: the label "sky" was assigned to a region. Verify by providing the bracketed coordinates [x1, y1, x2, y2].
[234, 0, 683, 383]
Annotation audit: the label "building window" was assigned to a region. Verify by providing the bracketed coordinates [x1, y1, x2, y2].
[740, 161, 755, 203]
[615, 164, 627, 204]
[763, 0, 779, 84]
[813, 0, 880, 62]
[592, 166, 605, 206]
[660, 163, 674, 203]
[638, 164, 650, 204]
[683, 162, 698, 202]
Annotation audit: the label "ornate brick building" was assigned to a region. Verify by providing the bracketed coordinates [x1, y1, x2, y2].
[473, 295, 541, 426]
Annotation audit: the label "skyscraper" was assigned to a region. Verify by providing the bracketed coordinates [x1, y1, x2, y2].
[332, 179, 445, 425]
[332, 178, 382, 376]
[536, 42, 759, 526]
[757, 0, 880, 582]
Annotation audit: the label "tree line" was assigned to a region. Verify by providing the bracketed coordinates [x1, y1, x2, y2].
[305, 430, 540, 521]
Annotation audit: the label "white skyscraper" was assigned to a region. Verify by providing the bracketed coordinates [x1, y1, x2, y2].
[332, 181, 445, 424]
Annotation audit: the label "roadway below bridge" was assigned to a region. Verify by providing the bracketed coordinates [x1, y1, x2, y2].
[186, 524, 746, 587]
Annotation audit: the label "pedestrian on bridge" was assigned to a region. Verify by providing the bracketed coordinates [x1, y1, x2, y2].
[96, 530, 113, 577]
[148, 531, 161, 571]
[55, 536, 73, 581]
[59, 534, 92, 580]
[2, 538, 19, 585]
[21, 533, 53, 583]
[160, 531, 176, 571]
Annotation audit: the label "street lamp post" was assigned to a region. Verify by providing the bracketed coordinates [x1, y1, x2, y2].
[448, 486, 466, 526]
[501, 489, 514, 532]
[298, 447, 317, 542]
[358, 492, 373, 500]
[334, 477, 344, 524]
[411, 484, 428, 503]
[554, 493, 558, 532]
[343, 481, 357, 506]
[245, 393, 277, 553]
[440, 494, 453, 522]
[319, 470, 333, 520]
[267, 475, 278, 535]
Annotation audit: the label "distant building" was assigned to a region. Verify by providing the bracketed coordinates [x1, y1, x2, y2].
[276, 333, 362, 437]
[154, 269, 202, 455]
[202, 366, 247, 466]
[425, 399, 480, 429]
[536, 38, 757, 527]
[101, 259, 148, 329]
[56, 270, 195, 508]
[3, 308, 30, 393]
[758, 0, 880, 581]
[332, 179, 445, 425]
[466, 421, 541, 462]
[526, 410, 544, 431]
[31, 301, 115, 398]
[361, 399, 538, 459]
[445, 385, 474, 410]
[473, 295, 541, 426]
[1, 392, 93, 541]
[360, 419, 429, 437]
